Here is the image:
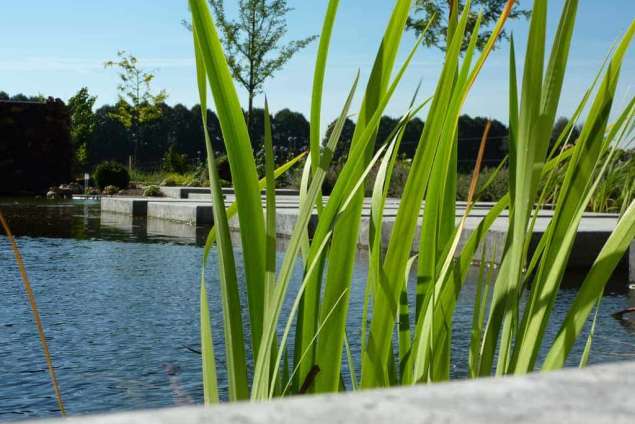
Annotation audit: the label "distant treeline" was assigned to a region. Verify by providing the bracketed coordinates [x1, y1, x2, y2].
[1, 91, 510, 172]
[85, 105, 509, 172]
[88, 105, 509, 172]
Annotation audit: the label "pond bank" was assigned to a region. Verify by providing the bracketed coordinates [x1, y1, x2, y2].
[100, 193, 635, 285]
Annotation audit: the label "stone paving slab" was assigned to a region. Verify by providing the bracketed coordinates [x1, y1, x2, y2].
[24, 361, 635, 424]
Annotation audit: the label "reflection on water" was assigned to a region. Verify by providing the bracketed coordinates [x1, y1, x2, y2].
[0, 198, 211, 246]
[0, 198, 634, 421]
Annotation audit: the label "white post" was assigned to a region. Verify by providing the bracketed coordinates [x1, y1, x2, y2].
[84, 172, 90, 195]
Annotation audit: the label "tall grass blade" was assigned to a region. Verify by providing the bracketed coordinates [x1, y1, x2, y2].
[264, 98, 276, 310]
[364, 0, 513, 387]
[199, 274, 219, 404]
[412, 119, 492, 383]
[495, 0, 550, 375]
[311, 0, 416, 393]
[201, 151, 307, 262]
[543, 199, 635, 370]
[189, 0, 267, 355]
[310, 0, 341, 186]
[513, 20, 634, 374]
[181, 0, 634, 401]
[282, 289, 349, 396]
[252, 74, 360, 400]
[193, 24, 248, 400]
[268, 232, 333, 398]
[579, 296, 602, 368]
[413, 9, 482, 382]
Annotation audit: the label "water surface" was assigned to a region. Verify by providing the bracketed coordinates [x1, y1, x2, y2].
[1, 198, 633, 421]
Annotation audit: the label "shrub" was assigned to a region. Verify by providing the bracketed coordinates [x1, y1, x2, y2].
[457, 167, 509, 202]
[162, 145, 190, 174]
[93, 161, 129, 190]
[160, 172, 192, 187]
[189, 163, 210, 187]
[317, 155, 411, 197]
[129, 169, 165, 185]
[143, 185, 163, 197]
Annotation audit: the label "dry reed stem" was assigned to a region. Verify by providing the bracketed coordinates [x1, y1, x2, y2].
[0, 211, 66, 415]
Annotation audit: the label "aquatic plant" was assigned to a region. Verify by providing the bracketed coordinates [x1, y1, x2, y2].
[190, 0, 634, 402]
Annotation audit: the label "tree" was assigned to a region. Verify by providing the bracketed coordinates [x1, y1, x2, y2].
[67, 87, 97, 171]
[3, 92, 46, 102]
[104, 50, 168, 165]
[89, 105, 130, 166]
[325, 117, 356, 160]
[406, 0, 529, 51]
[551, 117, 581, 150]
[457, 114, 507, 171]
[273, 108, 309, 159]
[207, 0, 317, 140]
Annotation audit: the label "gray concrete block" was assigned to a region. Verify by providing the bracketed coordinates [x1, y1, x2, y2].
[186, 192, 214, 201]
[185, 187, 299, 200]
[101, 197, 148, 216]
[99, 195, 634, 283]
[159, 186, 212, 199]
[100, 211, 147, 239]
[147, 202, 213, 225]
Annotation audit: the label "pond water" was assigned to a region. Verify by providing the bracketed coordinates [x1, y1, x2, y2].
[0, 198, 634, 421]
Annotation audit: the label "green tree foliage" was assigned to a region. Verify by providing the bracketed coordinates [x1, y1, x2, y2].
[407, 0, 529, 51]
[207, 0, 317, 136]
[325, 114, 505, 171]
[1, 89, 513, 175]
[67, 87, 97, 170]
[272, 108, 309, 158]
[104, 50, 168, 163]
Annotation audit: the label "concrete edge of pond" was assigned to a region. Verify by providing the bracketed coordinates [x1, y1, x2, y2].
[25, 361, 635, 424]
[101, 196, 635, 284]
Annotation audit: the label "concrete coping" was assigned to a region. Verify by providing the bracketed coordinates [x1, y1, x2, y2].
[24, 361, 635, 424]
[99, 196, 631, 281]
[158, 186, 301, 199]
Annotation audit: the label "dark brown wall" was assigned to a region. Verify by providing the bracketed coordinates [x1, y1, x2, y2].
[0, 98, 72, 194]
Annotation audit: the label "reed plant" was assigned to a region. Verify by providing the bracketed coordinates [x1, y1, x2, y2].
[189, 0, 634, 402]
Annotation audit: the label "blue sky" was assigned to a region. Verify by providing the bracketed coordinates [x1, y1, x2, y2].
[1, 0, 633, 128]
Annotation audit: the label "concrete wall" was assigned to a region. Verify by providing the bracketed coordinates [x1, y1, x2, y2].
[25, 361, 635, 424]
